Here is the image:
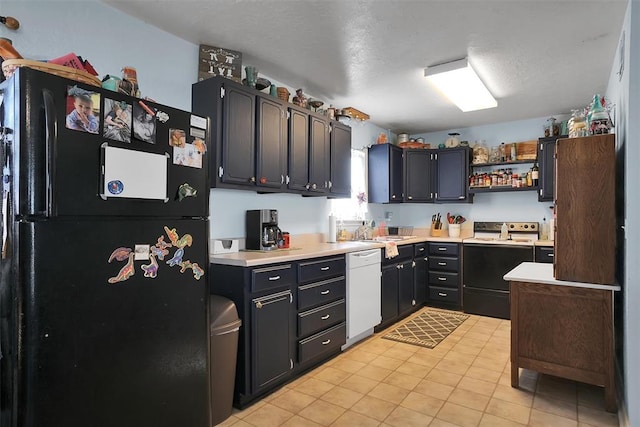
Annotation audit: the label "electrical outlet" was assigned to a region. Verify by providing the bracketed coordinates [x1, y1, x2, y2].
[385, 211, 393, 221]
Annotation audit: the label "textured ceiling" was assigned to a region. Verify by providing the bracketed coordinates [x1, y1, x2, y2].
[103, 0, 627, 134]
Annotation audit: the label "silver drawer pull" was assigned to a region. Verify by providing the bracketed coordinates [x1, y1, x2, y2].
[320, 266, 330, 271]
[548, 253, 554, 257]
[320, 290, 330, 295]
[419, 248, 424, 252]
[322, 339, 331, 345]
[438, 262, 447, 266]
[438, 292, 448, 297]
[438, 247, 447, 251]
[321, 314, 330, 320]
[438, 277, 447, 281]
[268, 275, 281, 281]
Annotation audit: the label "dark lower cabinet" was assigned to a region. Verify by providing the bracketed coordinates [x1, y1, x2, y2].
[380, 264, 399, 327]
[413, 246, 428, 307]
[251, 290, 293, 392]
[427, 243, 462, 309]
[398, 260, 415, 315]
[535, 245, 554, 263]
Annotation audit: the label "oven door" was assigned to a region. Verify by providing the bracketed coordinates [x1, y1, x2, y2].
[463, 243, 533, 319]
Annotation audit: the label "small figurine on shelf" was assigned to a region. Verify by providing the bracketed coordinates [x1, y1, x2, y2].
[292, 88, 307, 108]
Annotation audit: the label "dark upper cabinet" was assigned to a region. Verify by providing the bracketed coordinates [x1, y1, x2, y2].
[256, 94, 286, 189]
[220, 83, 256, 186]
[434, 147, 470, 202]
[538, 136, 561, 202]
[329, 122, 351, 198]
[308, 115, 330, 194]
[368, 144, 403, 203]
[404, 149, 433, 202]
[287, 106, 310, 192]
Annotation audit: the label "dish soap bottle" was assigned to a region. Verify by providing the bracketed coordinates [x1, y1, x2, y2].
[500, 222, 509, 240]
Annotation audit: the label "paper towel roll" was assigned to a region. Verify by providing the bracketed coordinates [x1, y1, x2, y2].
[327, 215, 336, 243]
[549, 218, 555, 241]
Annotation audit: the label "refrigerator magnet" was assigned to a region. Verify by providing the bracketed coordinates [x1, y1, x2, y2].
[179, 261, 205, 280]
[103, 98, 132, 143]
[166, 247, 184, 267]
[134, 244, 150, 261]
[156, 110, 169, 123]
[169, 128, 186, 147]
[150, 245, 169, 261]
[190, 127, 206, 139]
[132, 103, 156, 144]
[177, 183, 197, 201]
[164, 226, 179, 245]
[172, 143, 202, 168]
[192, 137, 207, 154]
[141, 254, 159, 278]
[190, 114, 207, 130]
[108, 247, 132, 262]
[65, 85, 100, 134]
[108, 253, 135, 284]
[155, 235, 172, 250]
[106, 180, 124, 195]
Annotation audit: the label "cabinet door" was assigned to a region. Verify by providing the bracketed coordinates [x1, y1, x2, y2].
[390, 145, 404, 202]
[251, 290, 292, 393]
[221, 84, 256, 186]
[398, 260, 415, 315]
[381, 265, 399, 324]
[538, 137, 556, 201]
[404, 149, 433, 202]
[256, 95, 286, 189]
[308, 116, 329, 194]
[435, 148, 469, 202]
[413, 256, 428, 307]
[329, 122, 352, 197]
[287, 107, 309, 192]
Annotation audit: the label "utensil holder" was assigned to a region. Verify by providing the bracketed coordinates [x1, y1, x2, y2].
[448, 224, 461, 238]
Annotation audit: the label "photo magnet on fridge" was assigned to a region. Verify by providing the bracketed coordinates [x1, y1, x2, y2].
[169, 128, 186, 147]
[65, 85, 100, 134]
[132, 102, 156, 144]
[103, 98, 132, 143]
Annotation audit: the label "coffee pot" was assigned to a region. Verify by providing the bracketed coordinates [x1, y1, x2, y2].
[246, 209, 281, 251]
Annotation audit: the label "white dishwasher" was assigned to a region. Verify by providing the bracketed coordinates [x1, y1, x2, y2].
[342, 248, 382, 350]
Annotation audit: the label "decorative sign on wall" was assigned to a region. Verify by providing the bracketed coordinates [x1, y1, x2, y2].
[198, 44, 242, 82]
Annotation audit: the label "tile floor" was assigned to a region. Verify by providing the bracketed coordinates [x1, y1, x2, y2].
[219, 308, 620, 427]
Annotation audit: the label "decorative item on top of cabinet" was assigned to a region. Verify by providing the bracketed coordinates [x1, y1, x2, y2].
[554, 134, 616, 285]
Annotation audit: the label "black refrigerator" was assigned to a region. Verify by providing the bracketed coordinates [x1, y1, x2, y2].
[0, 68, 210, 427]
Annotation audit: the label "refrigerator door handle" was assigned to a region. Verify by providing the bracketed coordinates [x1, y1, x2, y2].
[42, 89, 56, 217]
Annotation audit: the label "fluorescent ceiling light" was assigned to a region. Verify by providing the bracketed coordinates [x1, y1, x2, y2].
[424, 58, 497, 112]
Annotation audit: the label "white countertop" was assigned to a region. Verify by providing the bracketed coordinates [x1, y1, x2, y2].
[504, 262, 620, 291]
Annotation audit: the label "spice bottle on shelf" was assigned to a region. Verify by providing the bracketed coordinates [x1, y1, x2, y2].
[526, 170, 533, 187]
[499, 143, 506, 162]
[511, 143, 517, 161]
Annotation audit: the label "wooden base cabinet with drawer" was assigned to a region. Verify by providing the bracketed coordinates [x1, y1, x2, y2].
[296, 256, 346, 369]
[427, 242, 462, 309]
[211, 262, 296, 408]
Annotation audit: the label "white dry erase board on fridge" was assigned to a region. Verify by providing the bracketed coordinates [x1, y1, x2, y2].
[100, 143, 169, 201]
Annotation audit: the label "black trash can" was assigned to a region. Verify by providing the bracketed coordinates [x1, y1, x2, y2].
[209, 295, 242, 426]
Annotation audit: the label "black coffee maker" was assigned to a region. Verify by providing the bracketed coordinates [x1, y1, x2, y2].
[246, 209, 282, 251]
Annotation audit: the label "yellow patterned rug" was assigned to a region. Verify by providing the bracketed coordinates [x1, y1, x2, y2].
[382, 309, 469, 349]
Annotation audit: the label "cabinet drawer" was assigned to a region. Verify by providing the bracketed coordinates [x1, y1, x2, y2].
[535, 246, 554, 263]
[251, 264, 296, 292]
[428, 256, 459, 272]
[428, 243, 459, 256]
[298, 277, 345, 311]
[429, 286, 460, 304]
[298, 256, 345, 283]
[382, 244, 414, 266]
[298, 322, 346, 364]
[414, 243, 427, 257]
[428, 271, 459, 287]
[298, 299, 345, 338]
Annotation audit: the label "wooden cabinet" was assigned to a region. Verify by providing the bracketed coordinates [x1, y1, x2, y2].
[286, 106, 310, 192]
[554, 134, 615, 284]
[192, 76, 350, 197]
[434, 148, 471, 202]
[211, 262, 295, 407]
[510, 280, 616, 411]
[256, 94, 286, 189]
[537, 136, 559, 201]
[329, 122, 352, 197]
[426, 242, 461, 309]
[404, 149, 433, 202]
[307, 114, 330, 194]
[534, 246, 554, 263]
[368, 143, 403, 203]
[296, 256, 346, 367]
[369, 145, 471, 204]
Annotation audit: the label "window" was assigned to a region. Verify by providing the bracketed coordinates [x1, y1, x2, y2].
[330, 149, 367, 219]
